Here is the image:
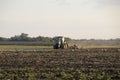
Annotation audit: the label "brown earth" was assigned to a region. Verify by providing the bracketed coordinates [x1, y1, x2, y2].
[0, 48, 120, 80]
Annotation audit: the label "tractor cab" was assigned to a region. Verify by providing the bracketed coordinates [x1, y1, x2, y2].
[53, 36, 68, 49]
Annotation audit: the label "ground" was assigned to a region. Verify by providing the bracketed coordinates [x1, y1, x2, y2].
[0, 47, 120, 80]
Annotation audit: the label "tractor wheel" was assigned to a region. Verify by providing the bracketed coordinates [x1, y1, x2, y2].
[54, 44, 57, 49]
[65, 43, 68, 49]
[61, 43, 68, 49]
[60, 44, 64, 49]
[54, 43, 59, 49]
[64, 43, 68, 49]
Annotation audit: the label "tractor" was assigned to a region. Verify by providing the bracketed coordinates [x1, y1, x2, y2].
[53, 36, 68, 49]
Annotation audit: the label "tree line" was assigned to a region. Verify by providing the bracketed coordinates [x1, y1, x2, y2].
[0, 33, 71, 42]
[0, 33, 119, 42]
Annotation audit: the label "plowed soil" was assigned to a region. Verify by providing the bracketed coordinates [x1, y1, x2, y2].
[0, 48, 120, 80]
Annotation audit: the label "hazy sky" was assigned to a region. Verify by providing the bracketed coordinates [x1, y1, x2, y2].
[0, 0, 120, 39]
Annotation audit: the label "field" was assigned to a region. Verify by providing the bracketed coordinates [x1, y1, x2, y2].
[0, 45, 52, 51]
[0, 45, 120, 80]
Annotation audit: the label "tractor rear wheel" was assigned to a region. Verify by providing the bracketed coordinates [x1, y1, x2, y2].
[54, 43, 59, 49]
[61, 43, 68, 49]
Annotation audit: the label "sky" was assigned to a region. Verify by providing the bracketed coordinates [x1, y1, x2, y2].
[0, 0, 120, 39]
